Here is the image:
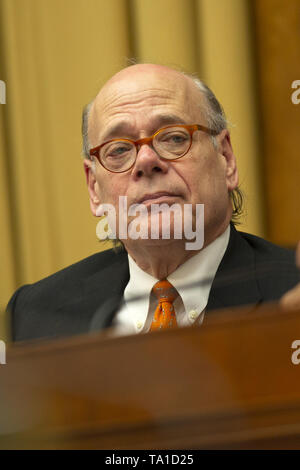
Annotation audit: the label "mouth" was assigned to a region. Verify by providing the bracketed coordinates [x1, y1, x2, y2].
[137, 192, 180, 205]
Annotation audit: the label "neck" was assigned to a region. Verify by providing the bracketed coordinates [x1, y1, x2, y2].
[123, 239, 197, 279]
[122, 221, 230, 279]
[124, 229, 228, 280]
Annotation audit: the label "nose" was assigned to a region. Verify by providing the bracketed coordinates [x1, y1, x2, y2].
[131, 143, 169, 179]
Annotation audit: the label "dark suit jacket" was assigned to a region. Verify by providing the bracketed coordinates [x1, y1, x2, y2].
[7, 225, 300, 342]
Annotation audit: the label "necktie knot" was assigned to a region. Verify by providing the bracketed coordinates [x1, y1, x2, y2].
[153, 279, 178, 303]
[150, 279, 178, 331]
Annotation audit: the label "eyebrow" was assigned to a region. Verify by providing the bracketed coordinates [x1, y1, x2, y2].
[101, 114, 187, 142]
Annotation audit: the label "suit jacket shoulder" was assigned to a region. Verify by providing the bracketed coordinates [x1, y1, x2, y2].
[7, 247, 129, 342]
[206, 225, 299, 311]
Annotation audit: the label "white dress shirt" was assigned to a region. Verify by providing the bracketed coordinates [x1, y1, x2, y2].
[111, 225, 230, 337]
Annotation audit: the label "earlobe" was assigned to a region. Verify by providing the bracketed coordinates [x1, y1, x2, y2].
[83, 158, 95, 184]
[83, 159, 101, 215]
[219, 131, 239, 191]
[225, 153, 239, 191]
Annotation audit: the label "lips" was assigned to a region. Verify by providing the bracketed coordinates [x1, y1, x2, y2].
[137, 192, 179, 204]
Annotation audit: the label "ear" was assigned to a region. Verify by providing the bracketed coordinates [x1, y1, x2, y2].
[217, 130, 239, 191]
[83, 158, 100, 216]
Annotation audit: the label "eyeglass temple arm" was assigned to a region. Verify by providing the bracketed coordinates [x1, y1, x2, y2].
[196, 124, 219, 136]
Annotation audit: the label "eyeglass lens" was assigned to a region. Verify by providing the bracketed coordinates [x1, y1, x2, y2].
[100, 126, 191, 172]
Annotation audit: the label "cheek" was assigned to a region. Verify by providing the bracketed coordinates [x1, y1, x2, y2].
[95, 172, 127, 205]
[187, 154, 228, 202]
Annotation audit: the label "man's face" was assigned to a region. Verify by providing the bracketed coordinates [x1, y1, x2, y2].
[84, 65, 238, 247]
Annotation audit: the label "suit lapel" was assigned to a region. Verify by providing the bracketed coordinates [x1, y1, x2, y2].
[206, 224, 262, 312]
[85, 249, 130, 331]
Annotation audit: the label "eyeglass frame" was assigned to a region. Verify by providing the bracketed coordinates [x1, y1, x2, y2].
[89, 123, 219, 173]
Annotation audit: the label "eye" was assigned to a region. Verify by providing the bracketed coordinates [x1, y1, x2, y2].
[110, 147, 128, 156]
[104, 142, 133, 158]
[160, 131, 189, 144]
[170, 134, 187, 143]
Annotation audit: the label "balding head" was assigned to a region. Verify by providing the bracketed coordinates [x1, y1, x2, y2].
[88, 64, 208, 149]
[82, 64, 228, 160]
[94, 63, 199, 97]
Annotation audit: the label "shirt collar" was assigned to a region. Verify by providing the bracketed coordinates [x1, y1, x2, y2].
[168, 225, 230, 315]
[124, 225, 230, 320]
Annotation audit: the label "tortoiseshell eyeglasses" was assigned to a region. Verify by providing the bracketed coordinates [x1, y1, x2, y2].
[89, 124, 218, 173]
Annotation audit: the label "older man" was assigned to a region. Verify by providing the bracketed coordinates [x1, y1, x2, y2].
[7, 64, 300, 341]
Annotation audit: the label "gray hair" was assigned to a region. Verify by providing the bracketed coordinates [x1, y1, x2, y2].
[82, 101, 93, 159]
[188, 76, 228, 147]
[188, 77, 243, 223]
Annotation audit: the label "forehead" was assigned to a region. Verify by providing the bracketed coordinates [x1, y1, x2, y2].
[88, 68, 206, 144]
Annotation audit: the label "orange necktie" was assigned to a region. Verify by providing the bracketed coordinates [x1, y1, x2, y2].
[150, 279, 178, 331]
